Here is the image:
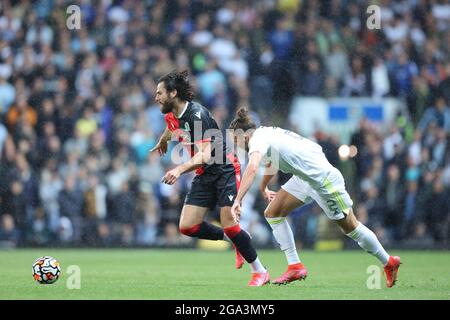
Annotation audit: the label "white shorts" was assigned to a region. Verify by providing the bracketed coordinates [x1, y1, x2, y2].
[281, 168, 353, 220]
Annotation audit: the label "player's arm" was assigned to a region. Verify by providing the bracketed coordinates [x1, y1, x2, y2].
[259, 162, 277, 203]
[150, 127, 172, 156]
[234, 151, 263, 204]
[231, 151, 263, 219]
[161, 141, 212, 185]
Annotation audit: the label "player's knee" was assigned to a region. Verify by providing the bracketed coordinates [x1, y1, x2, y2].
[336, 209, 359, 234]
[264, 206, 281, 218]
[220, 215, 238, 228]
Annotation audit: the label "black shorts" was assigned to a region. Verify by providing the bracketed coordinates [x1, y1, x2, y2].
[185, 163, 241, 209]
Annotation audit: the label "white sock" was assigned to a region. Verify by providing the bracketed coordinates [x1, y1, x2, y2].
[346, 222, 390, 265]
[266, 217, 301, 265]
[249, 257, 266, 273]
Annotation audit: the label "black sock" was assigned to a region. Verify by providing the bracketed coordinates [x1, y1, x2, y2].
[179, 222, 224, 240]
[224, 225, 257, 263]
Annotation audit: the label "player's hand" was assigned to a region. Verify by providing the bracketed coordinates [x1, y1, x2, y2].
[150, 140, 168, 156]
[231, 201, 242, 222]
[261, 188, 277, 203]
[162, 168, 180, 185]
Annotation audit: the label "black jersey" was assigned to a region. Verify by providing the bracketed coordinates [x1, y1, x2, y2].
[164, 101, 230, 175]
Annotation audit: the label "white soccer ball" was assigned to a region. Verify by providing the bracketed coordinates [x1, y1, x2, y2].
[32, 256, 61, 284]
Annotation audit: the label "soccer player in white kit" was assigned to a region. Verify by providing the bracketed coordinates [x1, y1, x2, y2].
[229, 108, 401, 287]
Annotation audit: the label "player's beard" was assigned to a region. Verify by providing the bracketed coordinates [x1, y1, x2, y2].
[160, 98, 175, 114]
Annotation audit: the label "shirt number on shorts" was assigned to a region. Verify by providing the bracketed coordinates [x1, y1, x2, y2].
[326, 200, 339, 215]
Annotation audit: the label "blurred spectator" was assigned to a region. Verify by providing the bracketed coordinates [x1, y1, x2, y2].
[39, 159, 63, 233]
[76, 106, 98, 138]
[391, 52, 418, 98]
[380, 164, 404, 240]
[109, 181, 136, 245]
[3, 179, 27, 238]
[342, 57, 367, 96]
[325, 43, 349, 86]
[383, 126, 404, 162]
[418, 96, 450, 133]
[82, 175, 107, 244]
[6, 95, 37, 132]
[401, 180, 420, 239]
[197, 62, 227, 107]
[0, 76, 15, 114]
[58, 175, 83, 242]
[30, 206, 50, 245]
[269, 17, 294, 61]
[135, 185, 159, 245]
[407, 76, 430, 126]
[423, 179, 450, 242]
[371, 57, 390, 97]
[0, 214, 20, 246]
[300, 58, 325, 96]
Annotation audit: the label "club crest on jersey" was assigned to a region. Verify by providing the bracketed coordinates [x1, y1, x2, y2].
[184, 122, 191, 132]
[228, 195, 234, 201]
[195, 111, 201, 119]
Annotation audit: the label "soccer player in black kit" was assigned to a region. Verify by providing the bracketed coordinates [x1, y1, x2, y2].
[151, 70, 269, 286]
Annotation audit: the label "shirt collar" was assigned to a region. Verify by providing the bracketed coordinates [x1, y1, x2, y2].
[176, 102, 189, 119]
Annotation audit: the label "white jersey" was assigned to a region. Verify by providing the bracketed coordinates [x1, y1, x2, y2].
[248, 126, 335, 188]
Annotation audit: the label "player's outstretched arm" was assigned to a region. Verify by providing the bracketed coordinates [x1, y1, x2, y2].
[150, 127, 171, 156]
[231, 151, 262, 218]
[161, 141, 212, 185]
[259, 162, 277, 203]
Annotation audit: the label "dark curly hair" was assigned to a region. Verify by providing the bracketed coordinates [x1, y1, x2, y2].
[229, 107, 256, 131]
[157, 70, 194, 101]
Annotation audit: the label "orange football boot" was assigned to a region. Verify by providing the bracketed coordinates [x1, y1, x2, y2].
[272, 263, 308, 285]
[248, 271, 270, 286]
[384, 256, 401, 288]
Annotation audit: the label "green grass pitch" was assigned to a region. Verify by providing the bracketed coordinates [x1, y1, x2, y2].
[0, 249, 449, 300]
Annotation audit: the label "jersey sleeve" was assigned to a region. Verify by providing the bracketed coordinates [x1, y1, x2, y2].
[248, 128, 270, 155]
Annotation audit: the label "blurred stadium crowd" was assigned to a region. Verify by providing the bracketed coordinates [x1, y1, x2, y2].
[0, 0, 449, 248]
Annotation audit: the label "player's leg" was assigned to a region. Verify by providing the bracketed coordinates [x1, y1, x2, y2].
[334, 208, 390, 263]
[219, 204, 245, 269]
[220, 206, 269, 286]
[178, 204, 225, 240]
[220, 206, 264, 270]
[318, 168, 401, 287]
[334, 208, 401, 287]
[265, 180, 309, 284]
[264, 188, 304, 266]
[218, 161, 269, 286]
[179, 174, 230, 241]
